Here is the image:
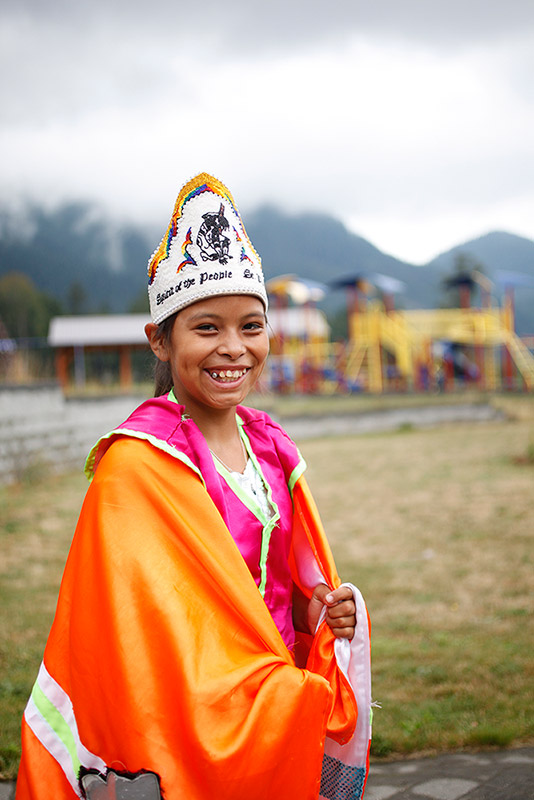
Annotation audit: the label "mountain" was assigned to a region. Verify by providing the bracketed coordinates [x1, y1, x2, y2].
[247, 209, 534, 333]
[427, 230, 534, 277]
[1, 201, 533, 334]
[0, 202, 150, 314]
[246, 205, 436, 310]
[425, 231, 534, 335]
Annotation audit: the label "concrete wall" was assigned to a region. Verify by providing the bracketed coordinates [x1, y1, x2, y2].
[0, 386, 147, 484]
[1, 385, 505, 484]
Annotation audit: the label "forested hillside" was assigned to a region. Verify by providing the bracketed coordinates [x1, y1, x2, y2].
[1, 201, 533, 336]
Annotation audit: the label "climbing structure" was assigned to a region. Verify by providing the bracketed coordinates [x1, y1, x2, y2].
[265, 273, 534, 394]
[345, 300, 534, 392]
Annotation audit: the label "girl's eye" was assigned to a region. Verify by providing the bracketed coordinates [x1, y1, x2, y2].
[243, 322, 264, 331]
[196, 323, 217, 331]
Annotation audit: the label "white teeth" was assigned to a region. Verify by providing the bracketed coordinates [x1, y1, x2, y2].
[209, 369, 247, 382]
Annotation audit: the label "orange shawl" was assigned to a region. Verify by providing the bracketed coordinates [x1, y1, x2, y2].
[17, 437, 369, 800]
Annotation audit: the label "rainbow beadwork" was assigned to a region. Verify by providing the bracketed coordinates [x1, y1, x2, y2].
[148, 173, 258, 285]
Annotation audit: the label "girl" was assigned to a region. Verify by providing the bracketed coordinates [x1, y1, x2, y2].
[17, 173, 371, 800]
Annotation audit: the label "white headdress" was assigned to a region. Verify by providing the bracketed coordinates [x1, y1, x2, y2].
[147, 173, 267, 324]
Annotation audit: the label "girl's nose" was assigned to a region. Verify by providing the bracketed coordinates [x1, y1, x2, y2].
[217, 330, 246, 359]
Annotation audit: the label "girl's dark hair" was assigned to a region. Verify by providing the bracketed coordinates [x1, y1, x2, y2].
[151, 312, 178, 397]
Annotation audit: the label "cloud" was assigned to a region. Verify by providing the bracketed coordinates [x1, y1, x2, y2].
[1, 0, 533, 263]
[5, 0, 534, 48]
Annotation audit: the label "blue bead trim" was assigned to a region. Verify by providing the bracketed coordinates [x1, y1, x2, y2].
[320, 755, 366, 800]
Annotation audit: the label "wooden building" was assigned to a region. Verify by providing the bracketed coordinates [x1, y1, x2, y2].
[48, 314, 151, 390]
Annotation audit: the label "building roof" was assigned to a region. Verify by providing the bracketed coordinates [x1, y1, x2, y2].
[48, 307, 330, 348]
[48, 315, 151, 347]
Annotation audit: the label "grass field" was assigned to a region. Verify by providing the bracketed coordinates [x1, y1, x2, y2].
[1, 395, 533, 778]
[303, 412, 534, 759]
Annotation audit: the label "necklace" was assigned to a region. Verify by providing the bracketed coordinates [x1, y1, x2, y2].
[210, 436, 248, 474]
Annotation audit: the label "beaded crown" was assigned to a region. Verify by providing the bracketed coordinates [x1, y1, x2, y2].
[147, 173, 267, 324]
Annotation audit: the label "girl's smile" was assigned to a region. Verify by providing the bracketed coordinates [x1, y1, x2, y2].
[145, 294, 269, 416]
[208, 368, 250, 382]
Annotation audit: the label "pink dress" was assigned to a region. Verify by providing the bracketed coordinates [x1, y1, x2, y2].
[86, 392, 307, 651]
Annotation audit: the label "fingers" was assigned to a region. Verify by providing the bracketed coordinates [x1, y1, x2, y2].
[310, 583, 357, 639]
[324, 586, 353, 606]
[326, 599, 355, 619]
[326, 605, 356, 635]
[327, 610, 354, 625]
[324, 588, 356, 625]
[329, 625, 356, 639]
[324, 587, 356, 639]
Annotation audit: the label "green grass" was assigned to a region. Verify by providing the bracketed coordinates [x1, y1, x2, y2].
[301, 413, 534, 762]
[1, 398, 533, 777]
[0, 470, 87, 778]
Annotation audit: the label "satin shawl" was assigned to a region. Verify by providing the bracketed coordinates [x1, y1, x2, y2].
[17, 411, 371, 800]
[86, 397, 308, 650]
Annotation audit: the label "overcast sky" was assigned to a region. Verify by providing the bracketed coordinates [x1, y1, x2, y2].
[1, 0, 533, 264]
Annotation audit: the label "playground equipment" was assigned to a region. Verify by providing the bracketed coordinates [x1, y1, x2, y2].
[265, 273, 534, 394]
[345, 300, 534, 392]
[38, 274, 533, 394]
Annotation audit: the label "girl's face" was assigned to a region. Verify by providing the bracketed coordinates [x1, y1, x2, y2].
[147, 294, 269, 414]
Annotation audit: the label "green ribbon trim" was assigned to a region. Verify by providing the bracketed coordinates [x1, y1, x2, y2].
[31, 680, 81, 780]
[84, 428, 204, 485]
[211, 417, 282, 598]
[288, 454, 307, 493]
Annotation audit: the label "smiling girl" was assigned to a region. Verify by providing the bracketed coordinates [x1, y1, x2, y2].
[17, 174, 371, 800]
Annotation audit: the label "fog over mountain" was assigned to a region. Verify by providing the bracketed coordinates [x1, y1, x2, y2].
[1, 201, 533, 335]
[2, 0, 534, 265]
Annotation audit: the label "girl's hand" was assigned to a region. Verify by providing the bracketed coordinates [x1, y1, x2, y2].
[308, 584, 356, 640]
